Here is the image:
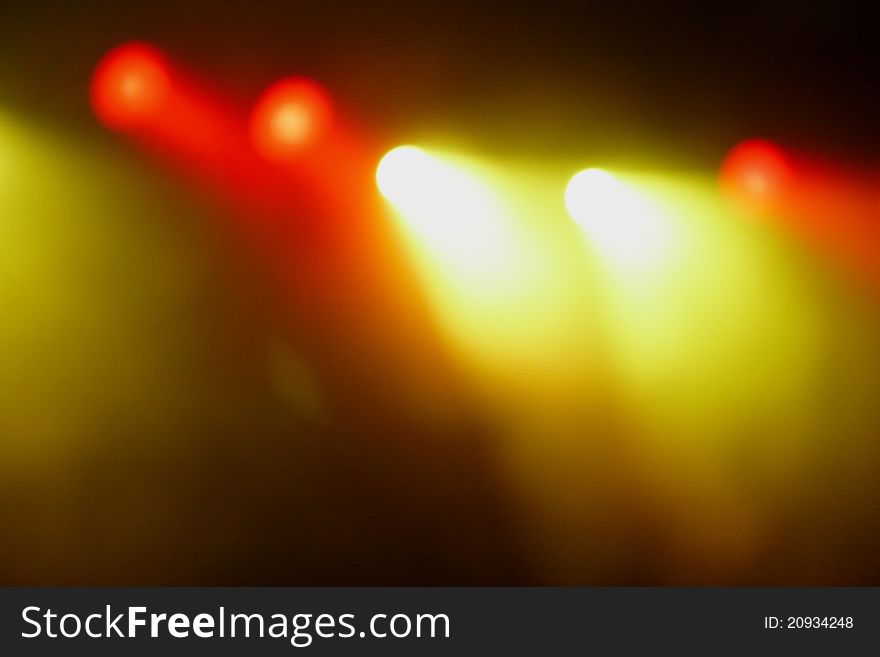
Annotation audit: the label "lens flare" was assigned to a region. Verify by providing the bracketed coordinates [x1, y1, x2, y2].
[565, 168, 669, 268]
[250, 78, 331, 161]
[720, 139, 791, 214]
[90, 42, 172, 131]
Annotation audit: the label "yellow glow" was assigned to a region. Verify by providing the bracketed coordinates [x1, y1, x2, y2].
[376, 145, 577, 379]
[0, 112, 13, 193]
[565, 167, 671, 269]
[0, 111, 213, 468]
[462, 163, 838, 584]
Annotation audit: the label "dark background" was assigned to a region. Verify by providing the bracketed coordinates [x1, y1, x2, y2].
[2, 0, 878, 164]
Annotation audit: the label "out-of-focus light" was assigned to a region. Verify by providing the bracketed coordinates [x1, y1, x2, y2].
[376, 145, 509, 275]
[250, 78, 331, 161]
[376, 145, 568, 375]
[0, 112, 7, 183]
[91, 42, 172, 131]
[565, 168, 669, 268]
[564, 168, 624, 228]
[376, 145, 433, 204]
[720, 139, 791, 214]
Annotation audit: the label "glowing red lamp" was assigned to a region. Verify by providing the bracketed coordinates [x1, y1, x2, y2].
[90, 42, 172, 131]
[249, 78, 331, 161]
[720, 139, 792, 214]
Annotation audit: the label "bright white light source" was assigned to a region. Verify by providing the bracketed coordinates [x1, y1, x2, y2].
[565, 168, 626, 228]
[565, 168, 669, 268]
[376, 145, 433, 205]
[376, 145, 508, 276]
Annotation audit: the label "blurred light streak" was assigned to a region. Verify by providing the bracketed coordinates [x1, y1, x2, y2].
[495, 164, 830, 583]
[90, 46, 385, 341]
[12, 89, 880, 583]
[91, 44, 379, 241]
[594, 173, 832, 581]
[371, 148, 833, 583]
[91, 47, 456, 413]
[92, 42, 294, 221]
[565, 167, 673, 270]
[373, 145, 589, 386]
[789, 167, 880, 289]
[721, 140, 880, 291]
[377, 145, 511, 278]
[596, 172, 823, 402]
[91, 44, 379, 244]
[85, 45, 863, 581]
[333, 139, 880, 586]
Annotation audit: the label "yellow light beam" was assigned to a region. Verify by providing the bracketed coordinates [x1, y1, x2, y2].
[376, 145, 512, 280]
[565, 167, 673, 271]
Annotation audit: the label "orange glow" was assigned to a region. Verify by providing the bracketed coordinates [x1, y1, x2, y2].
[91, 43, 301, 222]
[90, 46, 385, 311]
[720, 139, 880, 291]
[90, 42, 171, 131]
[249, 78, 332, 161]
[780, 160, 880, 289]
[720, 139, 791, 214]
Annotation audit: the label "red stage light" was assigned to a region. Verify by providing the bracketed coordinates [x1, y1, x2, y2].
[720, 139, 792, 214]
[249, 78, 331, 161]
[91, 42, 172, 131]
